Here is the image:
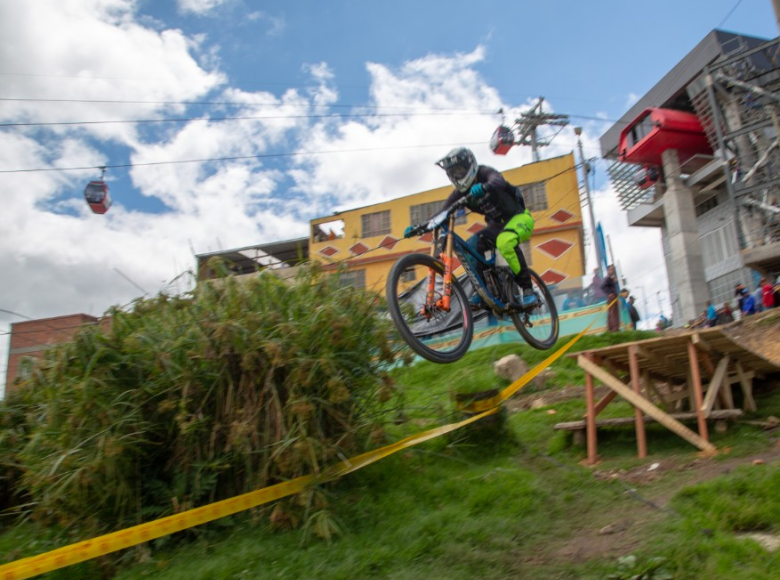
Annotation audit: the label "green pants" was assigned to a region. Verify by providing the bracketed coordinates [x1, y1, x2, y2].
[496, 210, 534, 277]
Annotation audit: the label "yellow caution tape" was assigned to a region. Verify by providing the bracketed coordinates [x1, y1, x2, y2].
[459, 302, 612, 414]
[0, 314, 598, 580]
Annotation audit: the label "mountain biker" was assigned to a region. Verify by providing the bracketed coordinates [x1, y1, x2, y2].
[405, 147, 537, 309]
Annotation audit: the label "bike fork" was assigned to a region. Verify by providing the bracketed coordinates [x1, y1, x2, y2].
[421, 229, 455, 317]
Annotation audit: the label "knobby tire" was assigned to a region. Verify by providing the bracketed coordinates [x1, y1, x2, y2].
[509, 269, 559, 350]
[386, 253, 473, 364]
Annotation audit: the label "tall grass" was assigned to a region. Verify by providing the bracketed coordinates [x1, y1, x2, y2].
[2, 262, 399, 541]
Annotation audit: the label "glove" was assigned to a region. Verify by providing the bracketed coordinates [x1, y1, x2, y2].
[403, 225, 416, 238]
[469, 183, 484, 199]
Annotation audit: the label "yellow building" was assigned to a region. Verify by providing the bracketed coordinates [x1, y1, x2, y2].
[310, 153, 586, 294]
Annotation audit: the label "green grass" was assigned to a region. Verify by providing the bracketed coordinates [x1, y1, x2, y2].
[2, 329, 779, 580]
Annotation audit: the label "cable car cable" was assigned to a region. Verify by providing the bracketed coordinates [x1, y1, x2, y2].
[0, 141, 488, 173]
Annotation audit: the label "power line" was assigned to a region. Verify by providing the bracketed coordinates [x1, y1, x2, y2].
[0, 96, 497, 112]
[717, 0, 744, 28]
[0, 110, 493, 129]
[0, 141, 488, 174]
[0, 96, 622, 124]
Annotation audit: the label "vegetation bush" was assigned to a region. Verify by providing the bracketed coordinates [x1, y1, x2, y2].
[0, 262, 399, 539]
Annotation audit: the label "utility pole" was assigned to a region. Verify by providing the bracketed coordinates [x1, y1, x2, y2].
[574, 126, 604, 277]
[511, 97, 569, 162]
[773, 0, 780, 33]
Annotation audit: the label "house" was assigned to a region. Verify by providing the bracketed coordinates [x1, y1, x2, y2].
[309, 153, 586, 294]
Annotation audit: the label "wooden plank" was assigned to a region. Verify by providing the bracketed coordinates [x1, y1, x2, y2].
[577, 355, 717, 453]
[634, 345, 689, 378]
[554, 409, 744, 431]
[736, 361, 757, 412]
[584, 353, 597, 465]
[701, 355, 730, 416]
[692, 332, 714, 353]
[687, 341, 709, 441]
[727, 370, 755, 384]
[629, 346, 647, 458]
[642, 371, 669, 410]
[585, 390, 617, 418]
[719, 376, 735, 409]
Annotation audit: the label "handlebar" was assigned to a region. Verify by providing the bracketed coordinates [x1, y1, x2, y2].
[406, 196, 469, 237]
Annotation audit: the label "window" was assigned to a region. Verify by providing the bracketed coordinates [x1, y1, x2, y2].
[701, 223, 739, 269]
[707, 270, 747, 307]
[627, 112, 655, 149]
[409, 200, 465, 226]
[410, 201, 444, 225]
[361, 210, 391, 238]
[519, 182, 548, 212]
[339, 269, 366, 289]
[400, 267, 416, 283]
[695, 195, 719, 217]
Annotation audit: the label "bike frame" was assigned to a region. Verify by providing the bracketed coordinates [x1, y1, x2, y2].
[421, 211, 508, 319]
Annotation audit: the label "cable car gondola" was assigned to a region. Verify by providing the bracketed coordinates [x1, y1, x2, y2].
[84, 168, 112, 214]
[490, 125, 515, 155]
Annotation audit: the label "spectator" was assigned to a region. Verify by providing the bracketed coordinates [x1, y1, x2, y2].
[735, 283, 746, 312]
[752, 282, 765, 313]
[774, 275, 780, 309]
[736, 285, 756, 316]
[591, 267, 606, 303]
[601, 264, 620, 332]
[705, 299, 718, 327]
[759, 277, 775, 309]
[627, 295, 641, 330]
[718, 301, 734, 324]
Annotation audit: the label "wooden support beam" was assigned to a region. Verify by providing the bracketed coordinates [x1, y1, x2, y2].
[699, 350, 716, 377]
[736, 361, 757, 412]
[687, 341, 709, 441]
[583, 390, 617, 419]
[701, 355, 730, 416]
[642, 370, 670, 411]
[691, 332, 713, 352]
[584, 353, 597, 465]
[628, 346, 647, 458]
[577, 355, 717, 453]
[719, 373, 735, 410]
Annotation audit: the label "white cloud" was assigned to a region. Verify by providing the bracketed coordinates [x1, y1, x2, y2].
[246, 11, 286, 36]
[177, 0, 231, 16]
[0, 7, 671, 397]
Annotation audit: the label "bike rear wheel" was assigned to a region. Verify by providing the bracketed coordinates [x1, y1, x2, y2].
[506, 269, 559, 350]
[386, 253, 473, 364]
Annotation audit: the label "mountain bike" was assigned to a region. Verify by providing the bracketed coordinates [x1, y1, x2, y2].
[386, 197, 559, 364]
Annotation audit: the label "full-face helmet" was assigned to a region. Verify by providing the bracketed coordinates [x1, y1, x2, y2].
[436, 147, 478, 192]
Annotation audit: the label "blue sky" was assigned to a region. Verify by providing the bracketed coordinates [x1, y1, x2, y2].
[0, 0, 777, 393]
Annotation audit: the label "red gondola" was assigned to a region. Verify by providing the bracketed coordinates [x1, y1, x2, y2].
[84, 180, 112, 214]
[490, 125, 515, 155]
[618, 107, 712, 166]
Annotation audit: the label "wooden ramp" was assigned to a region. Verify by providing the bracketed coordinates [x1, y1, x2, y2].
[556, 327, 780, 464]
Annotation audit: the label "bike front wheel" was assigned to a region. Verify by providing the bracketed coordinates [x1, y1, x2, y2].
[506, 269, 559, 350]
[386, 253, 474, 364]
